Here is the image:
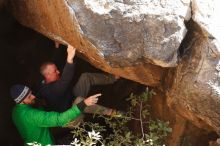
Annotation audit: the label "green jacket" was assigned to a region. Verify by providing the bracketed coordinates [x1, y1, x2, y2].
[12, 104, 82, 146]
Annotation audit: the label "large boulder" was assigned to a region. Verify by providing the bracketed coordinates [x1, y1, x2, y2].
[67, 0, 190, 68]
[8, 0, 191, 86]
[192, 0, 220, 105]
[166, 0, 220, 132]
[167, 30, 220, 132]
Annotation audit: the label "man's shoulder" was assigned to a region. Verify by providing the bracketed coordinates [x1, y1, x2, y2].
[38, 81, 55, 90]
[12, 104, 30, 116]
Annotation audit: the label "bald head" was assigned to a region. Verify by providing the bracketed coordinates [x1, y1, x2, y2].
[40, 62, 60, 83]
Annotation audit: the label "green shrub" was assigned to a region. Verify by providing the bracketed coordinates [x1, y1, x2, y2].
[70, 88, 172, 146]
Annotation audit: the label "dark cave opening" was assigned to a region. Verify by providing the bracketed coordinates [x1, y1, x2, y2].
[0, 8, 146, 145]
[178, 18, 205, 59]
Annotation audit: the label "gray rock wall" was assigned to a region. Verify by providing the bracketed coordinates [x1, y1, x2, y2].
[69, 0, 190, 67]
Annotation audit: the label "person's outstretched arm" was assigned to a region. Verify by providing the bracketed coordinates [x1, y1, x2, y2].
[22, 93, 101, 127]
[48, 45, 76, 94]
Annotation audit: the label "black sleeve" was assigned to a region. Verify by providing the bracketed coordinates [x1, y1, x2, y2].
[77, 101, 87, 112]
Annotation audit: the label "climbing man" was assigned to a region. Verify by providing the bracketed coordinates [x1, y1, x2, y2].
[37, 44, 121, 118]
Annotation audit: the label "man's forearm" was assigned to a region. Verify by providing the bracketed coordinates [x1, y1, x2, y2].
[60, 62, 75, 82]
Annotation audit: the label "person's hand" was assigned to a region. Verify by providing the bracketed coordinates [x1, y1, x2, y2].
[67, 45, 76, 63]
[84, 93, 101, 106]
[115, 75, 120, 80]
[55, 41, 60, 48]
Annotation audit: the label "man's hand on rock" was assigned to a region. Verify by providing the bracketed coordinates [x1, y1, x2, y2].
[55, 41, 60, 48]
[67, 45, 76, 63]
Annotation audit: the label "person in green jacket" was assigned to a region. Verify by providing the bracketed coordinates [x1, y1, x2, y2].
[10, 84, 101, 146]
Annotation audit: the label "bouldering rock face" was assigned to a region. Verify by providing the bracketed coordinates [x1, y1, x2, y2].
[191, 0, 220, 68]
[167, 31, 220, 132]
[166, 0, 220, 133]
[67, 0, 190, 68]
[7, 0, 191, 86]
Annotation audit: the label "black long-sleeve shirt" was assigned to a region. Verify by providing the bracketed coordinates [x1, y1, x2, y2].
[37, 62, 81, 112]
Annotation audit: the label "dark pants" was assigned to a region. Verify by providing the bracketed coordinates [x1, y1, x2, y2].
[73, 72, 116, 115]
[64, 73, 116, 128]
[73, 72, 116, 97]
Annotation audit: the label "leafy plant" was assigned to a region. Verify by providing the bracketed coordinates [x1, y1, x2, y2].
[70, 88, 172, 146]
